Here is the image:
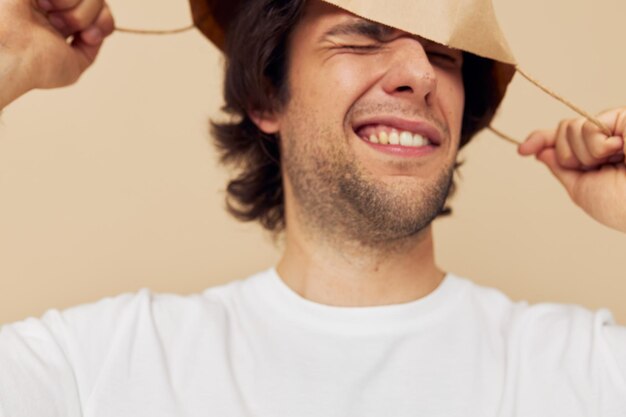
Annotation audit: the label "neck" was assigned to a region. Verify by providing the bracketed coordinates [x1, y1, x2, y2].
[276, 220, 445, 307]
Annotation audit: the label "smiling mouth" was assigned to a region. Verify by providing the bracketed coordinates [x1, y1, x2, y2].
[352, 116, 444, 152]
[357, 126, 434, 148]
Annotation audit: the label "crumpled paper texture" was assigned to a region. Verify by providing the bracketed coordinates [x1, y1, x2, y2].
[189, 0, 517, 109]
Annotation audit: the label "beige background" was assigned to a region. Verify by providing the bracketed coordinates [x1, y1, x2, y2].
[1, 0, 624, 325]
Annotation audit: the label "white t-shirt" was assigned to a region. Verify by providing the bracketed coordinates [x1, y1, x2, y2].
[1, 269, 626, 416]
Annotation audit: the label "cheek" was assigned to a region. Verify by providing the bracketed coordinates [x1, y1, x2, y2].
[437, 71, 465, 135]
[327, 60, 376, 93]
[291, 57, 383, 120]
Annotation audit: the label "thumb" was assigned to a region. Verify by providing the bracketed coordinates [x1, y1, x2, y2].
[71, 26, 104, 69]
[69, 5, 115, 75]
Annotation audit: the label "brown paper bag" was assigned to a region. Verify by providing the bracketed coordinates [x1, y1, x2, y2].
[189, 0, 517, 112]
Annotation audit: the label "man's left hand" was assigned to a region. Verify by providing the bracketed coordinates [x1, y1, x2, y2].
[519, 108, 626, 233]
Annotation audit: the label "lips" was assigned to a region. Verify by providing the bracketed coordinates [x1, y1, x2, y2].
[359, 127, 432, 147]
[352, 116, 443, 148]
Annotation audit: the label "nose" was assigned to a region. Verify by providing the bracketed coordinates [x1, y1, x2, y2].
[380, 38, 437, 106]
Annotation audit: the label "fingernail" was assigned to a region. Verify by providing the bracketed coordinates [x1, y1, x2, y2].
[48, 15, 66, 30]
[38, 0, 53, 11]
[82, 26, 103, 44]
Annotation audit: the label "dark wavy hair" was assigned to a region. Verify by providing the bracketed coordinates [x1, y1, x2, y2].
[212, 0, 502, 233]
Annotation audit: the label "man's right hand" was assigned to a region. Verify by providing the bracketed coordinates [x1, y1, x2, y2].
[0, 0, 114, 108]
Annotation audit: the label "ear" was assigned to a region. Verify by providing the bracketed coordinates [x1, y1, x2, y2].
[249, 111, 281, 134]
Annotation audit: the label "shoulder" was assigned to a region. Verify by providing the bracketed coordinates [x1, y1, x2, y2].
[0, 275, 257, 415]
[452, 274, 626, 399]
[450, 273, 616, 335]
[2, 268, 271, 351]
[0, 273, 263, 403]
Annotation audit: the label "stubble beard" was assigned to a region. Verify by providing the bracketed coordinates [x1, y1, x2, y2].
[282, 111, 455, 250]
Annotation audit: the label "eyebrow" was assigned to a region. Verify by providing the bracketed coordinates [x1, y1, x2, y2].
[319, 19, 398, 43]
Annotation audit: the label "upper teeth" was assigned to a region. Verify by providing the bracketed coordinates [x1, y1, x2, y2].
[366, 130, 431, 147]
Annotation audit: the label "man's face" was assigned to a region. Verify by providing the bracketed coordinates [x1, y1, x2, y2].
[257, 0, 465, 245]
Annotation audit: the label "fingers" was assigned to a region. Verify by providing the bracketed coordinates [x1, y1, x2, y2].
[518, 129, 555, 156]
[40, 0, 114, 43]
[79, 4, 114, 45]
[521, 108, 626, 170]
[73, 4, 114, 63]
[580, 117, 623, 162]
[41, 0, 115, 70]
[604, 108, 626, 154]
[35, 0, 115, 83]
[559, 118, 587, 168]
[48, 0, 102, 33]
[46, 0, 81, 10]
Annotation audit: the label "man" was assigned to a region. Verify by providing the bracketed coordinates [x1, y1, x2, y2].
[1, 0, 625, 415]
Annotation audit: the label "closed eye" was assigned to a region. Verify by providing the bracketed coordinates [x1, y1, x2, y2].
[335, 44, 382, 53]
[426, 51, 463, 68]
[428, 52, 456, 61]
